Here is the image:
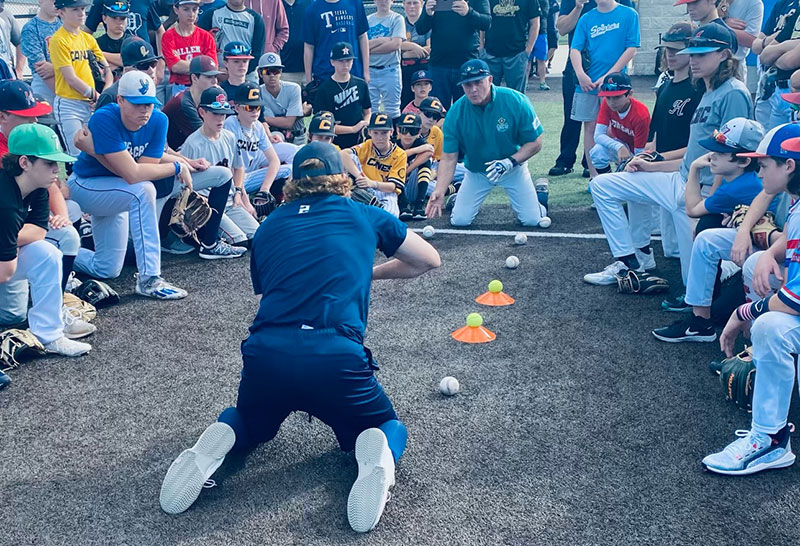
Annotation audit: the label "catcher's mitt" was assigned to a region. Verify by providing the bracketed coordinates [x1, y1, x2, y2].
[350, 187, 383, 208]
[63, 292, 97, 322]
[616, 269, 670, 294]
[251, 190, 278, 222]
[709, 346, 755, 411]
[73, 279, 120, 308]
[170, 187, 213, 243]
[0, 329, 45, 372]
[728, 204, 780, 250]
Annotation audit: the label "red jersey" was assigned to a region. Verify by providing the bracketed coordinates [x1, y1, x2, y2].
[161, 26, 218, 85]
[0, 132, 8, 158]
[597, 97, 651, 152]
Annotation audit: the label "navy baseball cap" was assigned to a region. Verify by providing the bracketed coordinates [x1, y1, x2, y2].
[699, 118, 764, 153]
[397, 112, 422, 130]
[309, 112, 336, 136]
[367, 112, 393, 130]
[199, 86, 234, 114]
[419, 96, 446, 116]
[411, 70, 432, 85]
[457, 59, 491, 85]
[234, 82, 262, 105]
[293, 141, 345, 178]
[224, 41, 253, 60]
[677, 23, 738, 55]
[738, 123, 800, 159]
[190, 55, 223, 76]
[658, 21, 694, 50]
[0, 80, 53, 116]
[103, 0, 130, 16]
[55, 0, 92, 8]
[121, 38, 161, 66]
[598, 73, 632, 97]
[331, 42, 355, 61]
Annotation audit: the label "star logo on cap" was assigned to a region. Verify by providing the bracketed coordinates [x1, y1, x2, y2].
[342, 46, 350, 55]
[138, 78, 149, 95]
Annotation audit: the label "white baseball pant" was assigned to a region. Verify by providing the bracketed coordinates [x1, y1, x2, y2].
[243, 164, 293, 194]
[368, 64, 402, 119]
[742, 250, 783, 303]
[54, 96, 92, 157]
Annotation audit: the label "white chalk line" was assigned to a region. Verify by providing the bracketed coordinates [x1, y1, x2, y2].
[411, 227, 662, 241]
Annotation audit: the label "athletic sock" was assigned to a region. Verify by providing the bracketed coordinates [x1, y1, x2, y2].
[378, 419, 407, 463]
[61, 255, 76, 292]
[619, 254, 640, 270]
[638, 245, 651, 255]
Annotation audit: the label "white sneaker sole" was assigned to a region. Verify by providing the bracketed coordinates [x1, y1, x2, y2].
[160, 422, 235, 515]
[652, 331, 717, 343]
[583, 274, 617, 286]
[704, 449, 796, 476]
[64, 323, 97, 340]
[198, 252, 245, 260]
[347, 429, 394, 533]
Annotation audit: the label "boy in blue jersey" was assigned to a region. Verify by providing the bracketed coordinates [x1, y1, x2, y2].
[159, 141, 441, 533]
[302, 0, 369, 84]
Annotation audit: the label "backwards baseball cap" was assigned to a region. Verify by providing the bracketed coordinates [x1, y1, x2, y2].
[292, 141, 345, 178]
[234, 82, 262, 105]
[103, 0, 130, 16]
[199, 86, 234, 114]
[118, 70, 161, 106]
[190, 55, 223, 76]
[699, 118, 765, 153]
[0, 81, 53, 117]
[8, 123, 76, 163]
[121, 38, 161, 67]
[397, 112, 422, 130]
[55, 0, 92, 9]
[659, 21, 694, 50]
[677, 23, 738, 55]
[330, 42, 355, 61]
[419, 96, 446, 116]
[367, 112, 393, 130]
[457, 59, 491, 86]
[411, 70, 432, 85]
[224, 41, 253, 60]
[308, 112, 336, 136]
[738, 123, 800, 159]
[598, 73, 632, 97]
[258, 52, 284, 69]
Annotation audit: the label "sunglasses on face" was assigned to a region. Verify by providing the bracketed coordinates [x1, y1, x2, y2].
[260, 68, 282, 76]
[423, 112, 441, 121]
[135, 60, 158, 71]
[398, 127, 420, 136]
[239, 104, 261, 112]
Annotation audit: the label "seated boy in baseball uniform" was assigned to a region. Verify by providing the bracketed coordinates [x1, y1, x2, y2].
[395, 112, 433, 221]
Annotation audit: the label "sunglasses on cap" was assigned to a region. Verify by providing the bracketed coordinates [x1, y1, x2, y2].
[238, 104, 261, 112]
[602, 82, 630, 92]
[105, 2, 128, 15]
[135, 60, 158, 71]
[203, 99, 231, 110]
[712, 129, 732, 145]
[259, 67, 282, 76]
[398, 127, 420, 136]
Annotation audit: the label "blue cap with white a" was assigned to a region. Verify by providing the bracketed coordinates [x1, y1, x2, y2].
[117, 71, 162, 106]
[293, 142, 345, 178]
[738, 123, 800, 160]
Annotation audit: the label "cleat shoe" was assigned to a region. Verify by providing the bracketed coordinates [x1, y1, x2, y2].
[399, 207, 413, 221]
[198, 240, 247, 260]
[412, 205, 427, 220]
[548, 165, 573, 176]
[635, 249, 656, 271]
[652, 314, 716, 343]
[538, 81, 550, 91]
[662, 294, 692, 313]
[703, 425, 795, 476]
[135, 274, 187, 300]
[160, 422, 236, 514]
[584, 260, 636, 286]
[444, 192, 457, 211]
[348, 428, 396, 533]
[62, 305, 96, 340]
[43, 336, 91, 357]
[161, 232, 196, 255]
[0, 370, 9, 390]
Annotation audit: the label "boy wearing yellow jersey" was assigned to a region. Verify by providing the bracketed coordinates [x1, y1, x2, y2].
[49, 0, 112, 157]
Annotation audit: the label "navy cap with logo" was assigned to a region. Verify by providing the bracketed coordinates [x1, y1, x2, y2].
[419, 96, 446, 116]
[55, 0, 92, 8]
[598, 72, 632, 97]
[223, 41, 254, 60]
[411, 70, 432, 85]
[234, 82, 262, 105]
[199, 86, 234, 114]
[457, 59, 491, 86]
[190, 55, 223, 76]
[0, 80, 53, 117]
[103, 0, 130, 16]
[658, 21, 694, 50]
[397, 112, 422, 130]
[677, 23, 738, 55]
[367, 112, 393, 130]
[121, 38, 161, 67]
[309, 112, 337, 136]
[293, 141, 345, 178]
[330, 42, 355, 61]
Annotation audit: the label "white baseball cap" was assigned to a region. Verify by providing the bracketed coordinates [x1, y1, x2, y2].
[699, 117, 764, 153]
[117, 71, 161, 106]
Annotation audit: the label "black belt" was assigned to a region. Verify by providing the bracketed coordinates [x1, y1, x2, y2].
[371, 65, 390, 70]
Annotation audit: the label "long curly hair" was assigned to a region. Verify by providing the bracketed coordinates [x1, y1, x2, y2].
[708, 51, 739, 90]
[282, 158, 351, 202]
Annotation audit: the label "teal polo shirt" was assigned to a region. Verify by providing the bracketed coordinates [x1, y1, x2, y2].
[442, 85, 543, 174]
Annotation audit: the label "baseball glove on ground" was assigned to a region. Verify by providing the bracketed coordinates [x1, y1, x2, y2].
[616, 269, 670, 294]
[170, 187, 213, 243]
[251, 190, 278, 221]
[709, 346, 755, 411]
[350, 187, 383, 208]
[73, 279, 120, 308]
[728, 204, 780, 250]
[63, 293, 97, 322]
[616, 151, 665, 172]
[0, 329, 45, 372]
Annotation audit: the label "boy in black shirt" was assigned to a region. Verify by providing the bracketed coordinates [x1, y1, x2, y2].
[395, 112, 433, 220]
[313, 42, 372, 149]
[96, 0, 134, 73]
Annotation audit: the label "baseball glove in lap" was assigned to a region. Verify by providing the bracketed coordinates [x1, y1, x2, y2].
[63, 292, 98, 322]
[170, 187, 213, 243]
[73, 279, 120, 308]
[616, 269, 670, 294]
[350, 187, 383, 208]
[616, 151, 665, 172]
[728, 204, 780, 250]
[0, 329, 45, 371]
[709, 346, 755, 411]
[251, 190, 278, 221]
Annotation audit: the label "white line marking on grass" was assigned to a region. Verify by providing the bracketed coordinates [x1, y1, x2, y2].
[411, 227, 662, 241]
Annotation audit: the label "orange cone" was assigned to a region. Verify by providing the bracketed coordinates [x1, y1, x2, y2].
[475, 280, 514, 306]
[451, 313, 496, 343]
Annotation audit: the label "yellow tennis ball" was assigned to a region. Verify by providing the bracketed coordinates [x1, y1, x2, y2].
[466, 312, 483, 328]
[488, 280, 503, 293]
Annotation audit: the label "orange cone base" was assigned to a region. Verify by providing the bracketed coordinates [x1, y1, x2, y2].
[451, 325, 497, 343]
[475, 291, 515, 306]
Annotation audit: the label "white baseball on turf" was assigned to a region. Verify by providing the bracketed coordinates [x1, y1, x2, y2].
[505, 255, 520, 269]
[538, 216, 552, 228]
[439, 376, 460, 396]
[514, 233, 527, 245]
[422, 225, 435, 239]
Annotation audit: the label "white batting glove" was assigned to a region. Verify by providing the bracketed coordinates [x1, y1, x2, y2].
[485, 158, 515, 183]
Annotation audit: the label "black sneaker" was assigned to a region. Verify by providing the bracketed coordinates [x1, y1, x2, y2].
[652, 315, 717, 343]
[412, 205, 427, 220]
[582, 168, 590, 178]
[662, 294, 692, 313]
[548, 165, 573, 176]
[399, 207, 413, 221]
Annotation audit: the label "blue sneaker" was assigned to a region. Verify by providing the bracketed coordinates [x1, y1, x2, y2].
[0, 370, 10, 390]
[703, 425, 795, 476]
[662, 294, 692, 313]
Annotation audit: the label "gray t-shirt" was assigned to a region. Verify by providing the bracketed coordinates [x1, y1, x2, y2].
[0, 11, 21, 72]
[367, 11, 405, 67]
[727, 0, 763, 61]
[180, 127, 244, 170]
[679, 77, 753, 186]
[224, 115, 273, 171]
[260, 81, 305, 136]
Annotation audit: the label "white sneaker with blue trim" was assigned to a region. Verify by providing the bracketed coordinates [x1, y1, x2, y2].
[348, 428, 396, 533]
[703, 425, 795, 476]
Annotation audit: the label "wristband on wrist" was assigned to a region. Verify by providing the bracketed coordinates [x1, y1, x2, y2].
[736, 296, 771, 321]
[509, 157, 519, 168]
[173, 161, 181, 177]
[83, 87, 95, 98]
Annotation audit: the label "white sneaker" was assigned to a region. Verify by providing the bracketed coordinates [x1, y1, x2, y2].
[62, 305, 96, 339]
[635, 249, 656, 271]
[198, 240, 247, 260]
[65, 271, 82, 293]
[43, 336, 91, 357]
[135, 274, 187, 300]
[720, 259, 742, 283]
[347, 428, 396, 533]
[583, 260, 629, 286]
[160, 422, 236, 515]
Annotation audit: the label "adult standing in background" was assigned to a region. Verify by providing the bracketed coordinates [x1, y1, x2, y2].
[245, 0, 288, 54]
[303, 0, 370, 84]
[21, 0, 62, 104]
[367, 0, 405, 124]
[281, 0, 310, 85]
[415, 0, 491, 108]
[400, 0, 430, 111]
[723, 0, 763, 81]
[483, 0, 540, 94]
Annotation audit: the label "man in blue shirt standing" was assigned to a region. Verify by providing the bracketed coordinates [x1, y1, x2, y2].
[159, 141, 441, 533]
[426, 59, 549, 228]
